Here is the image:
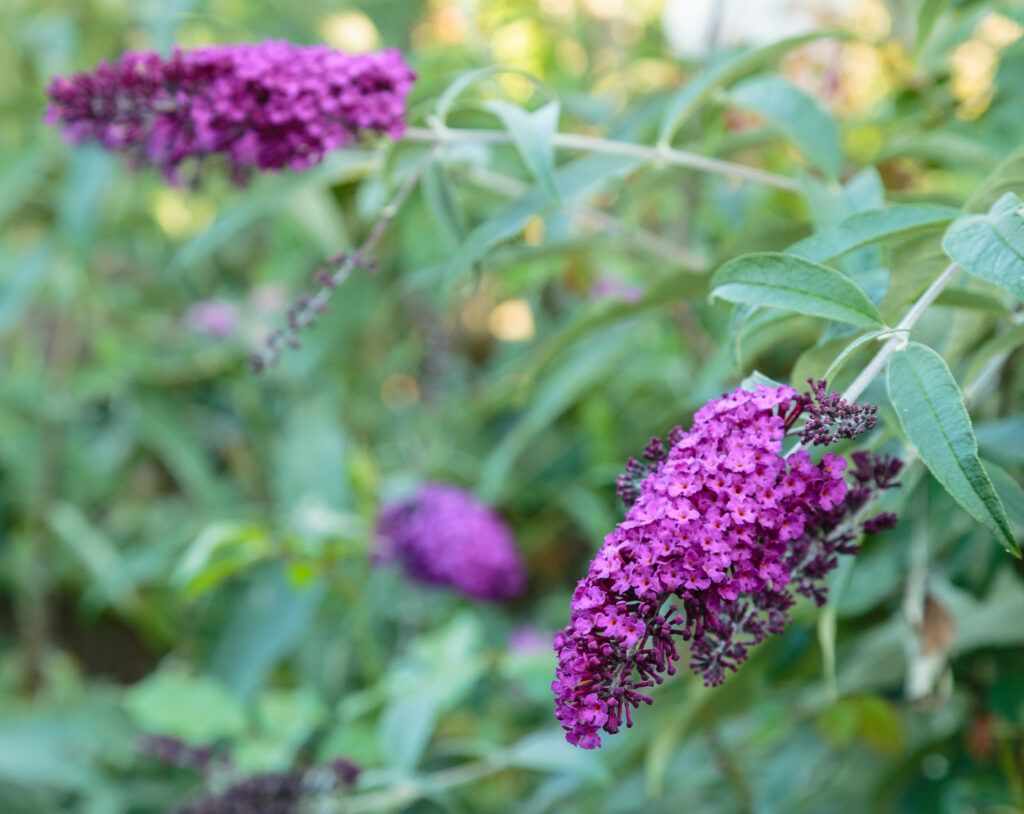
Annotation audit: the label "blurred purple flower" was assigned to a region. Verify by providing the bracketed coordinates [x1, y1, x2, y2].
[45, 42, 416, 184]
[589, 277, 643, 303]
[508, 625, 551, 653]
[375, 483, 526, 601]
[554, 385, 901, 748]
[185, 299, 239, 339]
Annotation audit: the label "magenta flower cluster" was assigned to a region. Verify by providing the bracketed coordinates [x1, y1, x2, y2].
[376, 483, 526, 601]
[554, 385, 900, 749]
[45, 42, 415, 184]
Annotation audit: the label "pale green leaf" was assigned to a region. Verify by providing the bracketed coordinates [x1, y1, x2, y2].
[915, 0, 950, 58]
[125, 671, 246, 744]
[447, 153, 639, 277]
[732, 73, 842, 178]
[942, 192, 1024, 303]
[965, 143, 1024, 213]
[484, 99, 561, 198]
[787, 204, 959, 264]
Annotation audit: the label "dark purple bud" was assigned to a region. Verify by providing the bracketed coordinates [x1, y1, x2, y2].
[863, 512, 899, 534]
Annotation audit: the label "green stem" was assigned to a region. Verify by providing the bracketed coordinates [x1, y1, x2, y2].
[403, 126, 800, 191]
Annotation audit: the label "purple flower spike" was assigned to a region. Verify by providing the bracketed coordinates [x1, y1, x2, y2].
[375, 483, 526, 602]
[555, 385, 901, 749]
[45, 42, 416, 184]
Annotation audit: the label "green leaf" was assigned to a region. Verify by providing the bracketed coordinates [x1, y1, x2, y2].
[710, 253, 885, 328]
[658, 31, 848, 144]
[124, 670, 246, 744]
[740, 370, 784, 390]
[420, 162, 466, 247]
[823, 329, 889, 381]
[484, 100, 561, 198]
[975, 416, 1024, 465]
[965, 143, 1024, 213]
[503, 731, 609, 782]
[731, 73, 842, 178]
[174, 521, 271, 599]
[985, 460, 1024, 539]
[942, 192, 1024, 303]
[519, 271, 705, 389]
[479, 327, 633, 501]
[435, 66, 547, 123]
[0, 244, 51, 338]
[379, 615, 485, 771]
[208, 564, 326, 698]
[915, 0, 950, 58]
[887, 342, 1018, 556]
[964, 324, 1024, 389]
[787, 204, 959, 264]
[447, 153, 639, 277]
[933, 287, 1011, 312]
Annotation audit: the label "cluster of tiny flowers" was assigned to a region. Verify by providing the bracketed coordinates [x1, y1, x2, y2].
[554, 385, 901, 749]
[786, 378, 878, 447]
[375, 483, 526, 601]
[45, 42, 415, 184]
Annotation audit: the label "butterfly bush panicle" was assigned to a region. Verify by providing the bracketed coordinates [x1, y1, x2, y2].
[45, 42, 415, 183]
[555, 384, 901, 749]
[376, 483, 526, 601]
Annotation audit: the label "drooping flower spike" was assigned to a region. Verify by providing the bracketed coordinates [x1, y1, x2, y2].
[375, 482, 526, 601]
[45, 42, 416, 184]
[556, 384, 901, 749]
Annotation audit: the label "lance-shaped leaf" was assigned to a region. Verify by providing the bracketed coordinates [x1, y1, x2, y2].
[732, 73, 842, 179]
[787, 204, 959, 264]
[484, 100, 561, 199]
[942, 192, 1024, 303]
[447, 153, 639, 277]
[887, 342, 1018, 556]
[710, 253, 885, 328]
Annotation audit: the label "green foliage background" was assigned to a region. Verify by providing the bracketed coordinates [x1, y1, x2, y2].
[2, 0, 1024, 811]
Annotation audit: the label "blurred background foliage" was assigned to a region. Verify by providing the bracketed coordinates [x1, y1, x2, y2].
[2, 0, 1024, 811]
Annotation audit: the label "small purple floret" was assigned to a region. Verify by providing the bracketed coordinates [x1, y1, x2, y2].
[376, 483, 526, 601]
[45, 42, 416, 184]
